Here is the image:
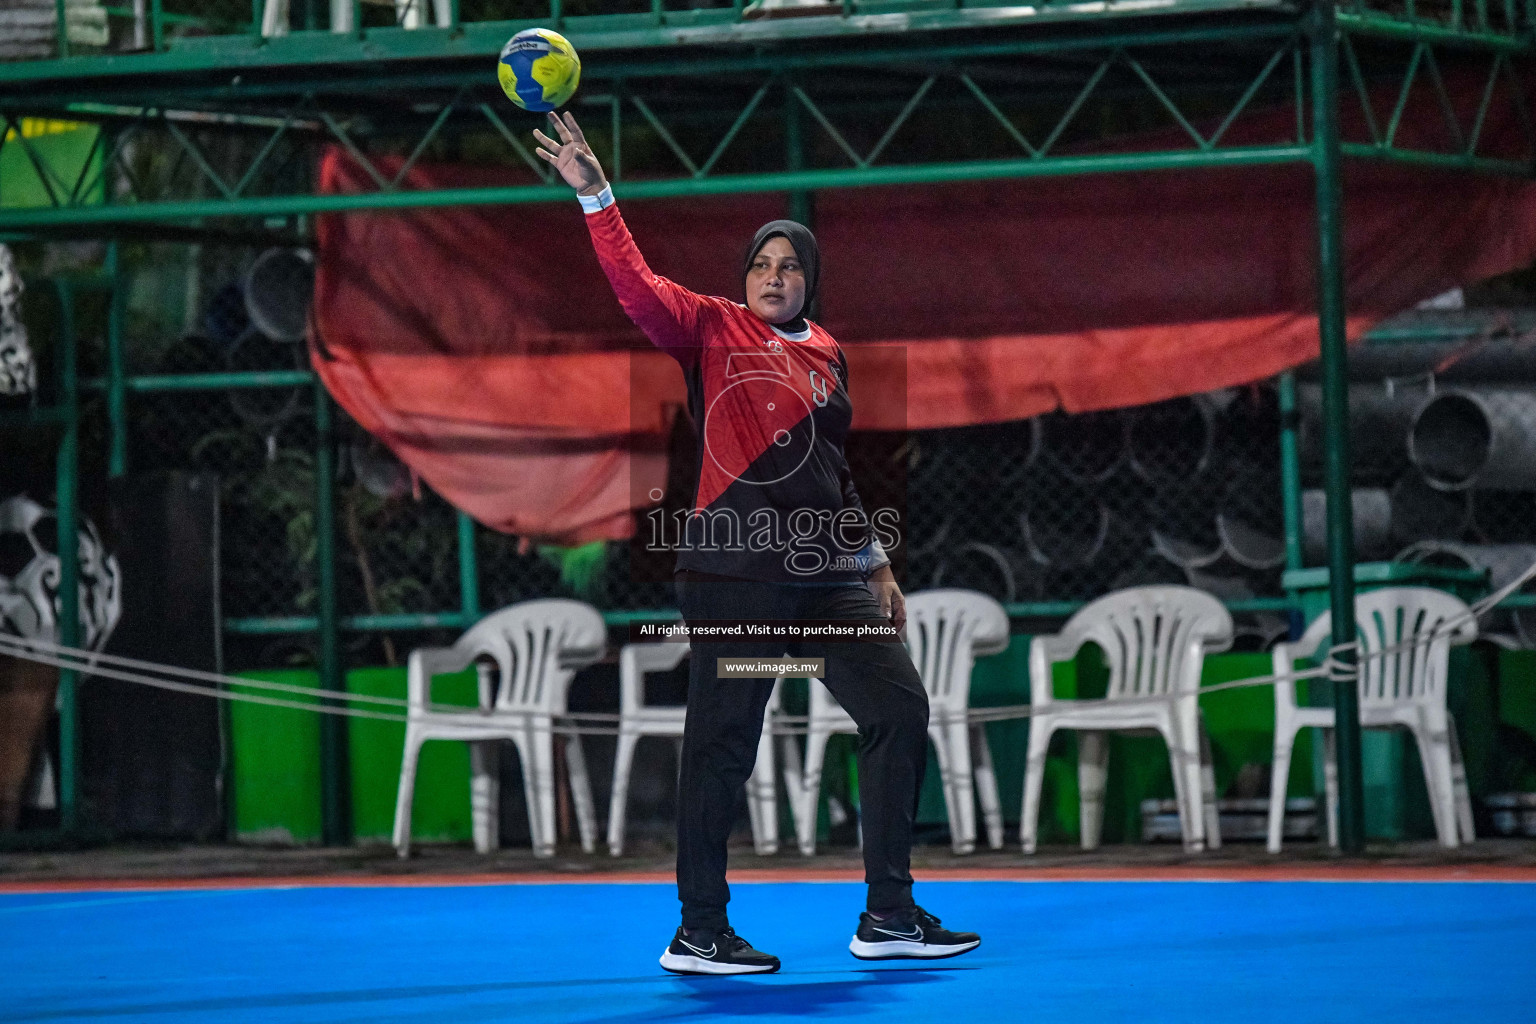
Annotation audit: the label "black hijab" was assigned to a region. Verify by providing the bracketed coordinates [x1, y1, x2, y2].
[743, 219, 820, 333]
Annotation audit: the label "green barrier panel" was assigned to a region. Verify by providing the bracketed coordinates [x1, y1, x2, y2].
[230, 670, 322, 844]
[229, 666, 478, 845]
[845, 638, 1319, 846]
[913, 640, 1318, 845]
[1496, 650, 1536, 794]
[228, 643, 1531, 849]
[346, 666, 477, 844]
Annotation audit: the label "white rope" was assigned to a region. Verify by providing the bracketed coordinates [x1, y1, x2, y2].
[1306, 549, 1536, 689]
[0, 636, 411, 724]
[4, 551, 1535, 738]
[0, 632, 628, 732]
[960, 665, 1333, 724]
[0, 632, 411, 707]
[937, 560, 1536, 725]
[1323, 651, 1360, 685]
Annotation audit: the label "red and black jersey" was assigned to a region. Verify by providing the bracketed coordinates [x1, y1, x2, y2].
[583, 195, 889, 584]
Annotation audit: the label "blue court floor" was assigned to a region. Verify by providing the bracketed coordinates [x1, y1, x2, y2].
[3, 878, 1533, 1023]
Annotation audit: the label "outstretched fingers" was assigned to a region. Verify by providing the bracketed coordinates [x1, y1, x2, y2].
[548, 110, 574, 143]
[562, 111, 589, 149]
[533, 112, 600, 185]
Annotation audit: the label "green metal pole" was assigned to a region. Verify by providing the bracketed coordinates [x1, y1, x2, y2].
[1278, 371, 1305, 573]
[54, 0, 70, 57]
[53, 281, 82, 831]
[610, 83, 622, 183]
[314, 384, 350, 845]
[785, 77, 813, 230]
[0, 146, 1319, 231]
[1278, 370, 1308, 644]
[106, 241, 127, 479]
[1309, 0, 1366, 853]
[102, 369, 316, 392]
[784, 72, 818, 316]
[457, 510, 480, 622]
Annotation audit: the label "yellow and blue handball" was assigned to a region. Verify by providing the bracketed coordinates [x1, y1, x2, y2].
[497, 28, 581, 113]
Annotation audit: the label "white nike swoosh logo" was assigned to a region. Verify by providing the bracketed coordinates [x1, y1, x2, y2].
[872, 925, 923, 940]
[679, 938, 717, 957]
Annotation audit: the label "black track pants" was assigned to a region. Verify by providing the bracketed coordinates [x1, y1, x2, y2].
[672, 569, 930, 931]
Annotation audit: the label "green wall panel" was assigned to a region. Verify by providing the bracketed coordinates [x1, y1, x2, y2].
[346, 665, 477, 843]
[917, 639, 1316, 844]
[1494, 650, 1536, 793]
[229, 639, 1527, 848]
[229, 665, 478, 845]
[230, 669, 322, 844]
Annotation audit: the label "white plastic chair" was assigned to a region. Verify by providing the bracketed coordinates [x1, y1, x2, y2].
[794, 682, 853, 855]
[262, 0, 453, 36]
[1267, 586, 1477, 852]
[1022, 585, 1231, 853]
[606, 641, 791, 856]
[795, 590, 1012, 856]
[393, 599, 606, 859]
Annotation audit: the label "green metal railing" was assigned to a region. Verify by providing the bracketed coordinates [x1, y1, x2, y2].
[37, 0, 1536, 67]
[2, 19, 1530, 238]
[6, 0, 1532, 854]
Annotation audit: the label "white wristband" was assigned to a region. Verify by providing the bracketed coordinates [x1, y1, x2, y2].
[862, 537, 890, 577]
[578, 185, 615, 213]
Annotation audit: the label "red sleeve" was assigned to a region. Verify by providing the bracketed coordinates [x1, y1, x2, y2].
[584, 202, 709, 367]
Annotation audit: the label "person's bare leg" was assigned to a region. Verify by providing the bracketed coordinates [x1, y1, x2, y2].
[0, 655, 59, 830]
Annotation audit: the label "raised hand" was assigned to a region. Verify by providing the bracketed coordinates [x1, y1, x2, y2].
[533, 111, 609, 196]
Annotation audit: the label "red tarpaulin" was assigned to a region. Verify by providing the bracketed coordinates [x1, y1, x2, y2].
[311, 76, 1536, 543]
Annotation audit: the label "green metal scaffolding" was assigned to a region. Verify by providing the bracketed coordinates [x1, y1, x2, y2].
[3, 0, 1534, 851]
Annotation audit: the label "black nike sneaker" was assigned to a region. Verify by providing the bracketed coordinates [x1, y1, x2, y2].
[848, 905, 981, 961]
[659, 925, 781, 975]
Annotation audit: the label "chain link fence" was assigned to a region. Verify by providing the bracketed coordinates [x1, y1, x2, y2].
[900, 388, 1288, 648]
[89, 237, 1536, 671]
[1294, 310, 1536, 644]
[128, 294, 1295, 666]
